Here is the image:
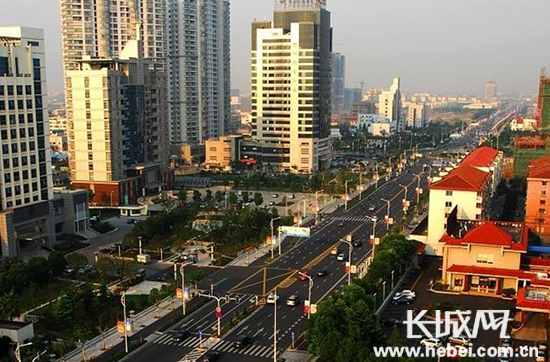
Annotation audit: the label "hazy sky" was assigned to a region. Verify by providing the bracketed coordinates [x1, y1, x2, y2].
[1, 0, 549, 96]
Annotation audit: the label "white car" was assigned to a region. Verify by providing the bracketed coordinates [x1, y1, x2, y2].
[393, 290, 416, 300]
[337, 253, 346, 261]
[266, 293, 279, 304]
[420, 338, 441, 348]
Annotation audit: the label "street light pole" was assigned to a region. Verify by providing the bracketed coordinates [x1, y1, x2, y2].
[299, 272, 314, 319]
[359, 173, 363, 201]
[414, 174, 421, 204]
[180, 264, 186, 316]
[366, 216, 377, 257]
[381, 198, 391, 230]
[383, 280, 387, 301]
[270, 217, 281, 259]
[15, 342, 32, 362]
[340, 239, 354, 285]
[399, 184, 408, 215]
[273, 288, 278, 362]
[344, 180, 350, 210]
[121, 292, 128, 353]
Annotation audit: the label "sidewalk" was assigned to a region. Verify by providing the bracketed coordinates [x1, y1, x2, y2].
[58, 295, 185, 362]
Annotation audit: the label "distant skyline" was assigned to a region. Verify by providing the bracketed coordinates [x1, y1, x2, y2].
[1, 0, 550, 96]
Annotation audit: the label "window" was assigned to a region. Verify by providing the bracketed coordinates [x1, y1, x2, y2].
[454, 278, 463, 287]
[543, 190, 547, 197]
[543, 181, 548, 186]
[476, 203, 482, 209]
[5, 187, 12, 197]
[446, 191, 453, 196]
[445, 201, 452, 207]
[542, 200, 547, 206]
[475, 213, 481, 219]
[477, 253, 494, 264]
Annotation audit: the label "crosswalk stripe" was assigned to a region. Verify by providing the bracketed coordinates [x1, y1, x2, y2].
[248, 345, 263, 356]
[260, 347, 272, 357]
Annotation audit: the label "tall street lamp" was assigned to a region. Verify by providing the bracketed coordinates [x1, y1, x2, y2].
[381, 198, 391, 230]
[399, 184, 409, 215]
[344, 180, 352, 210]
[270, 217, 281, 259]
[340, 239, 354, 285]
[298, 272, 314, 319]
[180, 264, 186, 316]
[366, 216, 378, 257]
[121, 292, 128, 353]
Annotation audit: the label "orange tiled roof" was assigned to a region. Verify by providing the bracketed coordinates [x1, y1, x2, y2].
[440, 221, 529, 251]
[461, 146, 499, 168]
[430, 164, 490, 192]
[528, 157, 550, 179]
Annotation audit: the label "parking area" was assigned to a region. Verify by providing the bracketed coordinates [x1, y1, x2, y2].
[379, 257, 516, 351]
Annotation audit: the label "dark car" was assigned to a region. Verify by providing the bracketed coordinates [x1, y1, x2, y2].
[127, 218, 137, 224]
[317, 269, 328, 277]
[392, 295, 414, 305]
[352, 241, 362, 248]
[200, 352, 221, 362]
[171, 330, 190, 342]
[233, 336, 252, 349]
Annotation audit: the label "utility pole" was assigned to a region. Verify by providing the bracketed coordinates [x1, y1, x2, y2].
[299, 272, 314, 319]
[180, 264, 186, 316]
[273, 288, 278, 362]
[121, 292, 128, 353]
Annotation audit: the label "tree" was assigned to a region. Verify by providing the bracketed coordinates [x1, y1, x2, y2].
[227, 192, 238, 205]
[0, 291, 21, 320]
[177, 189, 187, 201]
[65, 253, 88, 271]
[158, 194, 177, 213]
[254, 192, 263, 206]
[215, 190, 224, 203]
[388, 326, 403, 347]
[193, 190, 202, 203]
[96, 257, 116, 281]
[205, 189, 213, 202]
[48, 251, 68, 276]
[26, 257, 50, 284]
[242, 191, 249, 203]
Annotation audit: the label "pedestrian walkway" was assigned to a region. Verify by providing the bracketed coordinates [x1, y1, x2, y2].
[211, 340, 274, 358]
[57, 296, 184, 362]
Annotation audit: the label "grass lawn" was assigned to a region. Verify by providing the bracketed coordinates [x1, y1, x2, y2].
[20, 278, 76, 312]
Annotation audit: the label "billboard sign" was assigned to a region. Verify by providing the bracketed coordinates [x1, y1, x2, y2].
[280, 226, 311, 238]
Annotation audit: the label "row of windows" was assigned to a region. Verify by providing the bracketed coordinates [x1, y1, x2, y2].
[0, 85, 34, 97]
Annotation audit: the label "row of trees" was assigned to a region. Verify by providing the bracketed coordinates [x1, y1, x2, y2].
[306, 234, 419, 362]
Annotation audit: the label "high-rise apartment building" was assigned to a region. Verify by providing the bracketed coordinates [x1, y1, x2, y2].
[66, 36, 169, 205]
[249, 0, 332, 173]
[406, 102, 429, 129]
[485, 80, 498, 100]
[378, 77, 402, 131]
[331, 53, 345, 114]
[60, 0, 165, 74]
[166, 0, 231, 145]
[0, 28, 55, 257]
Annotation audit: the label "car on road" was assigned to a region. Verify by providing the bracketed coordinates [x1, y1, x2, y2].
[537, 350, 547, 362]
[272, 194, 279, 198]
[352, 240, 362, 248]
[337, 253, 347, 261]
[391, 295, 414, 305]
[286, 294, 300, 307]
[171, 330, 190, 342]
[339, 222, 345, 227]
[267, 292, 279, 304]
[501, 338, 512, 348]
[368, 205, 376, 212]
[269, 201, 275, 206]
[317, 269, 328, 277]
[393, 290, 416, 300]
[233, 336, 252, 349]
[538, 341, 548, 351]
[200, 352, 221, 362]
[420, 338, 441, 348]
[448, 335, 471, 346]
[127, 218, 137, 224]
[288, 194, 295, 199]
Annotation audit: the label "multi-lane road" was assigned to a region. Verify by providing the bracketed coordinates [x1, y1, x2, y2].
[127, 159, 431, 362]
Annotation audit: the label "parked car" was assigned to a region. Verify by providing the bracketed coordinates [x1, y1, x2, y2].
[393, 290, 416, 300]
[272, 194, 279, 198]
[127, 218, 137, 224]
[288, 194, 295, 199]
[286, 294, 300, 307]
[392, 295, 414, 305]
[501, 338, 513, 348]
[233, 336, 252, 349]
[200, 352, 221, 362]
[420, 338, 441, 348]
[538, 341, 548, 351]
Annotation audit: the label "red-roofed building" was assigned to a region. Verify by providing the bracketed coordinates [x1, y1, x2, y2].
[441, 221, 531, 295]
[525, 157, 550, 234]
[426, 146, 502, 256]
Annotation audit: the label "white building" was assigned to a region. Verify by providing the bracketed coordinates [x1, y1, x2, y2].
[0, 27, 55, 257]
[406, 102, 429, 129]
[426, 147, 503, 256]
[357, 114, 396, 137]
[378, 78, 403, 131]
[510, 116, 537, 132]
[249, 0, 332, 173]
[166, 0, 231, 145]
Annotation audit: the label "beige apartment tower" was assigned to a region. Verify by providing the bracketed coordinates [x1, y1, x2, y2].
[250, 0, 332, 173]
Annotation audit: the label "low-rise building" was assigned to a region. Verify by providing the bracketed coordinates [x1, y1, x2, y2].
[204, 135, 243, 171]
[426, 147, 503, 255]
[510, 116, 538, 132]
[52, 188, 91, 238]
[525, 157, 550, 234]
[405, 102, 429, 129]
[357, 114, 396, 137]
